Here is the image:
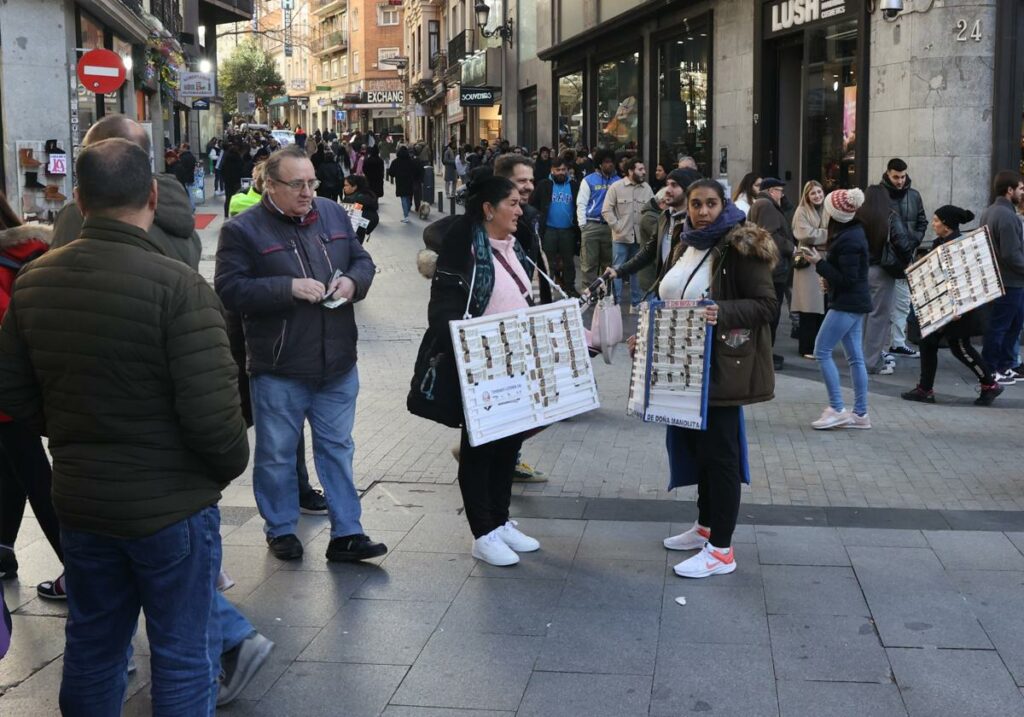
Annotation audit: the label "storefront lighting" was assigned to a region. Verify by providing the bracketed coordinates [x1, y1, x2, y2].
[474, 0, 514, 48]
[122, 54, 133, 72]
[833, 81, 840, 91]
[199, 58, 212, 74]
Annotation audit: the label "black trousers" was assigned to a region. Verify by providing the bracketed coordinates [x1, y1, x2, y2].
[798, 312, 824, 356]
[770, 282, 787, 346]
[224, 183, 241, 218]
[0, 422, 62, 561]
[457, 428, 524, 538]
[543, 227, 578, 293]
[918, 333, 993, 391]
[672, 406, 742, 548]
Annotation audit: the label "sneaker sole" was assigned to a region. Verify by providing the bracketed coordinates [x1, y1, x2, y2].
[267, 544, 304, 561]
[812, 419, 852, 430]
[471, 546, 519, 566]
[299, 507, 329, 515]
[326, 544, 388, 562]
[840, 422, 872, 430]
[674, 561, 737, 578]
[663, 538, 707, 551]
[511, 475, 548, 483]
[217, 637, 275, 706]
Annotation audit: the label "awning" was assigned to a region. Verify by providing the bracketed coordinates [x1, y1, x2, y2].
[269, 96, 291, 106]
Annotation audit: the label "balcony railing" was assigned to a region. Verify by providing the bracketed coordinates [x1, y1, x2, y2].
[150, 0, 182, 35]
[312, 30, 349, 54]
[312, 0, 347, 15]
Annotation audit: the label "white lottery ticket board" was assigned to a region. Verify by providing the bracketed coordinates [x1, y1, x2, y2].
[340, 202, 371, 230]
[627, 300, 713, 430]
[906, 226, 1004, 338]
[450, 299, 600, 447]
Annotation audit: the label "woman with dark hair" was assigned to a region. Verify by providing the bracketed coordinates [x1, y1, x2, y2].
[388, 146, 417, 222]
[732, 172, 761, 215]
[363, 145, 386, 198]
[342, 174, 380, 243]
[902, 206, 1003, 405]
[650, 179, 778, 579]
[649, 162, 668, 193]
[802, 189, 872, 430]
[534, 146, 552, 181]
[413, 176, 542, 566]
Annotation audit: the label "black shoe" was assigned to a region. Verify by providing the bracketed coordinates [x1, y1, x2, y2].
[773, 354, 784, 371]
[901, 386, 935, 403]
[0, 547, 17, 580]
[299, 488, 328, 515]
[975, 383, 1004, 406]
[889, 345, 920, 358]
[326, 534, 388, 562]
[267, 534, 303, 561]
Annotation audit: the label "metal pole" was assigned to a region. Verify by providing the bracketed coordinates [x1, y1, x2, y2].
[437, 190, 444, 213]
[450, 195, 456, 215]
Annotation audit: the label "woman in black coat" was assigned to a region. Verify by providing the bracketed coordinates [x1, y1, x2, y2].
[901, 205, 1002, 406]
[388, 146, 417, 222]
[220, 144, 245, 218]
[342, 174, 379, 243]
[316, 151, 343, 202]
[363, 146, 386, 198]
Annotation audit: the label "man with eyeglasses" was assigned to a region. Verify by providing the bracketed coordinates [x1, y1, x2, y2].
[215, 145, 387, 564]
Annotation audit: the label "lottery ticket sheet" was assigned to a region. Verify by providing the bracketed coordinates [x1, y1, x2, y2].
[627, 300, 714, 430]
[905, 226, 1004, 338]
[450, 299, 600, 447]
[340, 202, 371, 230]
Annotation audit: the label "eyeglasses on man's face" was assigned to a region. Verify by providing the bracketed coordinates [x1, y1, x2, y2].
[273, 177, 320, 191]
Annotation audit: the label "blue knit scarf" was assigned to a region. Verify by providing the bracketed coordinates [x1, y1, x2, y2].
[681, 201, 747, 250]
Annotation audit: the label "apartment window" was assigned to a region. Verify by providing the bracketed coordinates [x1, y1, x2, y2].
[378, 47, 400, 65]
[428, 20, 440, 64]
[331, 58, 339, 79]
[378, 6, 399, 25]
[321, 61, 329, 82]
[341, 56, 349, 76]
[352, 7, 359, 31]
[353, 51, 360, 75]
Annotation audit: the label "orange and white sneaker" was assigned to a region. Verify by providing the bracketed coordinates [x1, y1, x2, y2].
[663, 522, 711, 551]
[673, 543, 737, 578]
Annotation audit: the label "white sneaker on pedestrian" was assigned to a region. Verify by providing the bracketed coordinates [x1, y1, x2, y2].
[996, 371, 1018, 386]
[673, 543, 737, 578]
[812, 407, 852, 430]
[495, 520, 540, 552]
[663, 522, 710, 551]
[472, 530, 520, 566]
[842, 412, 872, 429]
[401, 217, 410, 224]
[878, 363, 895, 375]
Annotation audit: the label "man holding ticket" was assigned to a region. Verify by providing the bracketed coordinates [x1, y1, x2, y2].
[215, 145, 387, 564]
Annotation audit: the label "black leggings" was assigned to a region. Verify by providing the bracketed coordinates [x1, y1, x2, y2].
[669, 406, 743, 548]
[0, 422, 62, 561]
[456, 428, 524, 538]
[918, 334, 993, 391]
[770, 282, 787, 346]
[798, 312, 824, 356]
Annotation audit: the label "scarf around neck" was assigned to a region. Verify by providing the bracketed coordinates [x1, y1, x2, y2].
[468, 221, 531, 315]
[681, 200, 746, 250]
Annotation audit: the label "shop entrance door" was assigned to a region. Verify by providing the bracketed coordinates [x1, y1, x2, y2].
[773, 42, 804, 200]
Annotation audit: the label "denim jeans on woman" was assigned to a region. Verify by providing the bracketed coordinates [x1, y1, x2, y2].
[611, 242, 642, 305]
[814, 309, 869, 416]
[60, 506, 223, 716]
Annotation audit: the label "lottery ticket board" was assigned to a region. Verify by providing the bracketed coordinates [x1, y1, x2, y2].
[905, 226, 1004, 338]
[340, 202, 371, 230]
[450, 299, 600, 447]
[627, 300, 713, 430]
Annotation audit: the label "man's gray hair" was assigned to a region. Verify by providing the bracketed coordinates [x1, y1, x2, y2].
[265, 144, 310, 182]
[655, 187, 670, 203]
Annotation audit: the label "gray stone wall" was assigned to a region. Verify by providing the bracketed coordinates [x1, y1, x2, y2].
[712, 0, 755, 191]
[868, 1, 998, 232]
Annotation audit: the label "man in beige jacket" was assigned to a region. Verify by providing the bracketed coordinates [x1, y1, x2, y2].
[602, 157, 653, 307]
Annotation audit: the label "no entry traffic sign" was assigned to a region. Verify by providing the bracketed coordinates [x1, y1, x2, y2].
[77, 48, 127, 95]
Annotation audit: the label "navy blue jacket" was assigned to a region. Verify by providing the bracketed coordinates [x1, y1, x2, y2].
[214, 197, 376, 379]
[815, 222, 871, 314]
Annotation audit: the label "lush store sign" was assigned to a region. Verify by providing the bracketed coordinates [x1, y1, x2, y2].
[765, 0, 848, 36]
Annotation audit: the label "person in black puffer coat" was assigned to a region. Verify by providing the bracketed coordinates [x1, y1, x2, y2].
[387, 146, 417, 221]
[316, 150, 343, 201]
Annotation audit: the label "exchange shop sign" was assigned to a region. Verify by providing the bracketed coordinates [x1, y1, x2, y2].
[460, 86, 495, 107]
[365, 90, 404, 104]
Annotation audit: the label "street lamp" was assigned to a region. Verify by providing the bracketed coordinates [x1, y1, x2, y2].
[199, 58, 212, 74]
[475, 0, 514, 48]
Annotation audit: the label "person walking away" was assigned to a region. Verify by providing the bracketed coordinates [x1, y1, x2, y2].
[803, 189, 872, 430]
[531, 156, 580, 295]
[748, 177, 795, 371]
[0, 138, 262, 713]
[981, 171, 1024, 384]
[576, 149, 619, 286]
[295, 125, 307, 149]
[389, 146, 417, 222]
[902, 206, 1003, 405]
[221, 142, 245, 218]
[342, 174, 380, 243]
[653, 180, 777, 578]
[210, 140, 224, 195]
[215, 145, 387, 564]
[316, 150, 343, 202]
[860, 185, 916, 374]
[732, 173, 761, 216]
[601, 156, 653, 309]
[413, 177, 543, 566]
[443, 139, 458, 198]
[881, 158, 927, 357]
[363, 145, 386, 198]
[791, 181, 829, 358]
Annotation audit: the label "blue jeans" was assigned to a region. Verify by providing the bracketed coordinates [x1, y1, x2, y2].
[983, 287, 1024, 373]
[60, 506, 223, 716]
[400, 195, 412, 218]
[251, 368, 363, 539]
[814, 309, 869, 416]
[612, 242, 642, 304]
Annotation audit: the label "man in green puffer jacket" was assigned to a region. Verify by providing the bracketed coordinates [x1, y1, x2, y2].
[0, 139, 253, 713]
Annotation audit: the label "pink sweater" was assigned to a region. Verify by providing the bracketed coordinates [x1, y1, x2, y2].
[483, 236, 532, 315]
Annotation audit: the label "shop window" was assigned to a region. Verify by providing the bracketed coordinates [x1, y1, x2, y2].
[557, 72, 584, 149]
[804, 19, 859, 190]
[657, 22, 711, 175]
[596, 52, 640, 152]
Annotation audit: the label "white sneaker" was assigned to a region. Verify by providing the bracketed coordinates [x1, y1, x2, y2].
[878, 364, 895, 375]
[663, 522, 711, 551]
[812, 407, 852, 430]
[471, 530, 520, 566]
[996, 371, 1018, 386]
[842, 412, 872, 429]
[674, 543, 737, 578]
[495, 520, 540, 552]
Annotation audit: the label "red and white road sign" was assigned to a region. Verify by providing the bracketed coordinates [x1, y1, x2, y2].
[77, 48, 127, 95]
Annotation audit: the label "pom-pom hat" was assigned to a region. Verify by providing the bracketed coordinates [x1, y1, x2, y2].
[823, 188, 865, 224]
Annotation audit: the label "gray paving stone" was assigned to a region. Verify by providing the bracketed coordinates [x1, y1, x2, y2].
[237, 625, 321, 701]
[381, 708, 512, 717]
[353, 550, 475, 602]
[360, 510, 424, 533]
[398, 513, 475, 553]
[768, 614, 892, 683]
[249, 662, 407, 717]
[559, 557, 665, 611]
[536, 608, 659, 675]
[756, 526, 851, 566]
[575, 520, 672, 561]
[0, 656, 63, 716]
[390, 630, 542, 711]
[660, 584, 769, 645]
[776, 680, 907, 717]
[517, 672, 652, 717]
[239, 569, 363, 628]
[888, 647, 1024, 717]
[470, 535, 582, 581]
[837, 527, 930, 548]
[651, 642, 778, 717]
[361, 483, 466, 514]
[299, 599, 447, 665]
[923, 530, 1024, 571]
[762, 565, 870, 617]
[439, 577, 564, 636]
[848, 546, 991, 649]
[950, 570, 1024, 686]
[0, 616, 66, 690]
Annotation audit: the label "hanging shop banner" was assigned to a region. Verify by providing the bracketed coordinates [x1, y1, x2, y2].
[180, 72, 215, 98]
[460, 86, 495, 107]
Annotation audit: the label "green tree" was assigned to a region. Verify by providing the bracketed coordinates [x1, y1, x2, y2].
[218, 40, 284, 115]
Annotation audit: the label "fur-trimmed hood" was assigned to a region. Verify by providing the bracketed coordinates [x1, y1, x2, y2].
[724, 221, 779, 268]
[417, 248, 438, 279]
[0, 224, 52, 249]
